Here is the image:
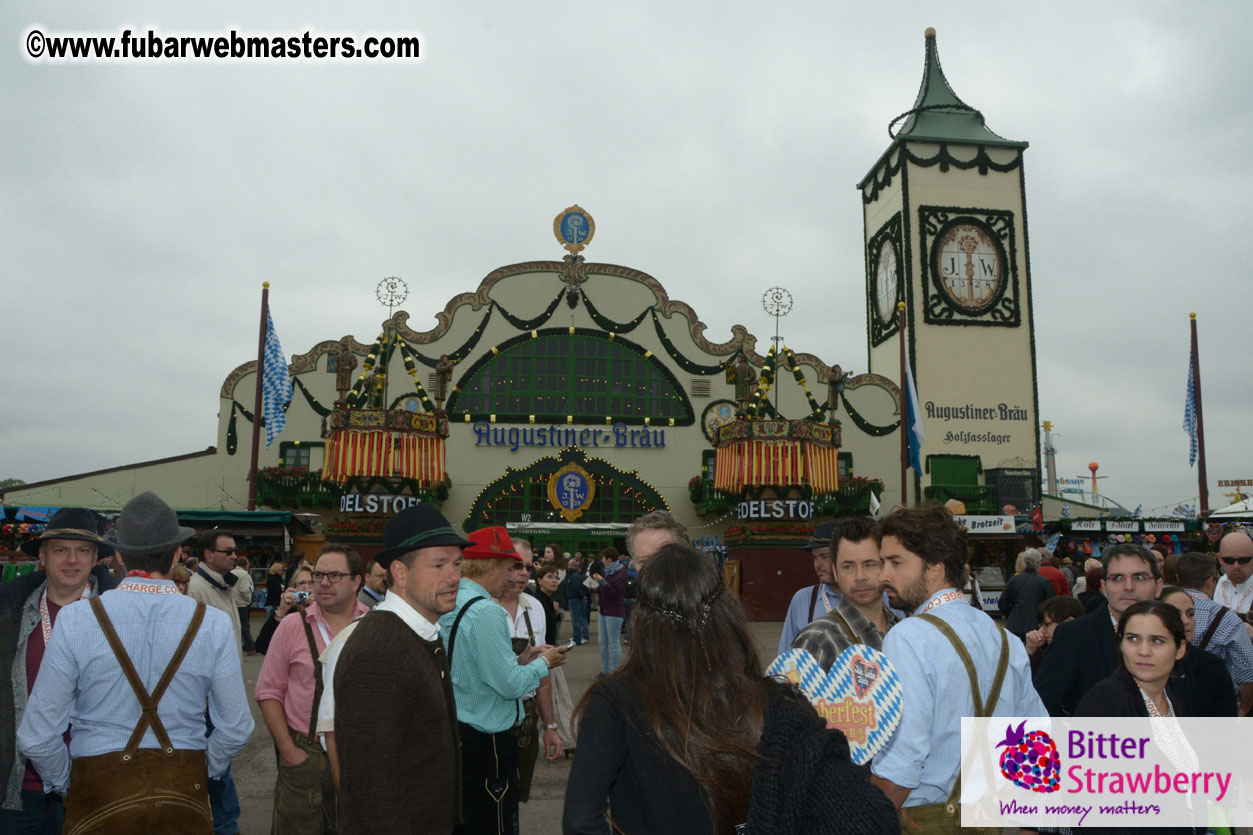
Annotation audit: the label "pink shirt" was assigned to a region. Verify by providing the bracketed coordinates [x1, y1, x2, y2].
[255, 601, 368, 736]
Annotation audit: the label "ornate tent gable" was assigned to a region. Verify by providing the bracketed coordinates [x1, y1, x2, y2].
[219, 335, 370, 399]
[385, 258, 851, 382]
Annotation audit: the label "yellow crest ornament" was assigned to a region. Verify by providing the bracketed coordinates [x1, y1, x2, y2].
[547, 462, 595, 522]
[553, 205, 595, 256]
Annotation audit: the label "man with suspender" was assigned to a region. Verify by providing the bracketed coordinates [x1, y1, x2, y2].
[17, 491, 253, 834]
[777, 521, 842, 655]
[870, 506, 1045, 834]
[498, 542, 562, 805]
[438, 527, 567, 835]
[790, 517, 898, 671]
[255, 544, 368, 834]
[1176, 551, 1253, 715]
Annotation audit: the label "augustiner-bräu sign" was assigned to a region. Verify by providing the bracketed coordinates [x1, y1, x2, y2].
[923, 400, 1029, 447]
[472, 421, 666, 451]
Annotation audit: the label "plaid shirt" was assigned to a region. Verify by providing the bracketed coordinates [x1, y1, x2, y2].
[1186, 589, 1253, 687]
[790, 594, 898, 672]
[438, 578, 548, 734]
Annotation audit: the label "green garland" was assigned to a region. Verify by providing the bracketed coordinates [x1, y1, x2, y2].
[580, 289, 650, 333]
[649, 310, 727, 375]
[840, 391, 899, 437]
[397, 341, 438, 412]
[780, 346, 826, 421]
[493, 289, 566, 331]
[292, 377, 331, 417]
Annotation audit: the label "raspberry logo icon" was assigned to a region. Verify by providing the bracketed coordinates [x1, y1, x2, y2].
[996, 721, 1060, 793]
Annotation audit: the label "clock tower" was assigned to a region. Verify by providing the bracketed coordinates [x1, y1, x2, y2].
[860, 28, 1040, 512]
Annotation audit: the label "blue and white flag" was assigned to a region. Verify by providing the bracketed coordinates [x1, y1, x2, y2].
[903, 350, 925, 473]
[1060, 503, 1071, 519]
[262, 310, 292, 447]
[1183, 342, 1198, 466]
[1133, 504, 1142, 518]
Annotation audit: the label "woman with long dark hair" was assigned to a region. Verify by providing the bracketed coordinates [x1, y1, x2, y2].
[563, 543, 897, 835]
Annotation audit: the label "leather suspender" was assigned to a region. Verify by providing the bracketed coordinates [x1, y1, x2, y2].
[297, 609, 324, 739]
[915, 613, 1011, 815]
[88, 597, 205, 757]
[447, 596, 483, 664]
[1199, 606, 1229, 651]
[807, 584, 820, 623]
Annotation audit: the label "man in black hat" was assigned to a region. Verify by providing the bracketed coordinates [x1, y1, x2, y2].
[16, 491, 253, 832]
[777, 520, 841, 655]
[333, 504, 471, 835]
[0, 507, 119, 833]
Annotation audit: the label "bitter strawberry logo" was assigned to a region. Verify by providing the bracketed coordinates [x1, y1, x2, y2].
[997, 721, 1061, 793]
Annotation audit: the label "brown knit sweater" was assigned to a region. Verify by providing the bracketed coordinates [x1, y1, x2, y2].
[334, 610, 461, 835]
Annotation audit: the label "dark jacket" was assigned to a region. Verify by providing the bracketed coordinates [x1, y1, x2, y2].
[597, 565, 628, 618]
[1074, 668, 1163, 717]
[998, 570, 1054, 638]
[561, 570, 589, 604]
[1169, 644, 1236, 717]
[1033, 601, 1118, 716]
[1, 565, 119, 795]
[265, 574, 284, 607]
[1074, 669, 1199, 835]
[746, 686, 900, 834]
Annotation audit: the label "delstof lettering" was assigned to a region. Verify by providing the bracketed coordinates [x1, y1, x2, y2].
[736, 499, 814, 521]
[471, 421, 666, 451]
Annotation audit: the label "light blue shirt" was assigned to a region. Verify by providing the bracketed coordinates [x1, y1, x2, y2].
[871, 588, 1046, 807]
[438, 578, 548, 734]
[17, 581, 254, 790]
[1186, 589, 1253, 687]
[778, 583, 840, 655]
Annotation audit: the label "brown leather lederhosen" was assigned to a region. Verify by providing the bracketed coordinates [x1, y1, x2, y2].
[897, 614, 1009, 835]
[63, 597, 211, 835]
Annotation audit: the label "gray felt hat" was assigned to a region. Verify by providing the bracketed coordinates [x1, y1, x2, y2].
[104, 491, 196, 556]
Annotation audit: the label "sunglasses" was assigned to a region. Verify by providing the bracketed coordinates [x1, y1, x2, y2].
[1220, 556, 1253, 566]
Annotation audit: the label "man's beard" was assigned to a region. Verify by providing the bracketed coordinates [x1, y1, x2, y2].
[887, 573, 930, 612]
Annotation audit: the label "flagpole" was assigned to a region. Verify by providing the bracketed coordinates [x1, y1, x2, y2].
[1190, 312, 1209, 516]
[247, 282, 270, 511]
[898, 301, 908, 507]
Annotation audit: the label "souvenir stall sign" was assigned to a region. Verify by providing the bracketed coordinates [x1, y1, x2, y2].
[766, 646, 903, 764]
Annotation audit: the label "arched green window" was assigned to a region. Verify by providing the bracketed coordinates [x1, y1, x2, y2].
[448, 328, 694, 424]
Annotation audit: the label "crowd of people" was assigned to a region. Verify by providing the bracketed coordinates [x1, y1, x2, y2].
[3, 494, 1252, 835]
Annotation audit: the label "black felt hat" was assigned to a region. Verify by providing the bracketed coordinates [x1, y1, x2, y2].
[373, 504, 472, 568]
[20, 507, 113, 558]
[799, 520, 840, 552]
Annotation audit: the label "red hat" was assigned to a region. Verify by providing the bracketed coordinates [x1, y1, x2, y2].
[463, 526, 522, 562]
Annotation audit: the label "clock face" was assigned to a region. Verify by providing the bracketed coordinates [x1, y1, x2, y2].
[933, 222, 1005, 313]
[874, 239, 899, 324]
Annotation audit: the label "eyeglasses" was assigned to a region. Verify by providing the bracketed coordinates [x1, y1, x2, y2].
[1105, 573, 1155, 585]
[311, 570, 352, 583]
[210, 548, 236, 555]
[1220, 556, 1253, 566]
[293, 579, 315, 589]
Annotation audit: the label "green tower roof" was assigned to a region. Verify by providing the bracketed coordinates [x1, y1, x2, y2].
[892, 27, 1026, 148]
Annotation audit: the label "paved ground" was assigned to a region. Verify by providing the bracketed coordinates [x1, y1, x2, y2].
[234, 611, 786, 833]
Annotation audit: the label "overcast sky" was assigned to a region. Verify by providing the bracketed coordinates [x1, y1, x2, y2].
[3, 2, 1249, 515]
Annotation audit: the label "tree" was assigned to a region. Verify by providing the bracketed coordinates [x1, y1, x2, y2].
[0, 478, 25, 490]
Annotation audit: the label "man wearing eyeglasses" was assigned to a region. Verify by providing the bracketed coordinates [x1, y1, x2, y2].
[1214, 530, 1253, 615]
[1033, 543, 1162, 717]
[256, 544, 366, 834]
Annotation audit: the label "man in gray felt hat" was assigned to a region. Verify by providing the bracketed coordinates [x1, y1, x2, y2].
[1, 507, 119, 833]
[17, 491, 253, 833]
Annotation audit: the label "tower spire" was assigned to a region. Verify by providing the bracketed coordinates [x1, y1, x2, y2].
[889, 28, 1026, 148]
